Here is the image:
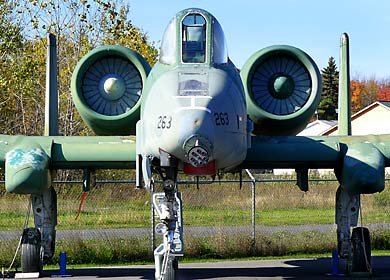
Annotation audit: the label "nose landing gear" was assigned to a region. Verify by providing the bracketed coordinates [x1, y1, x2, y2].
[153, 167, 183, 280]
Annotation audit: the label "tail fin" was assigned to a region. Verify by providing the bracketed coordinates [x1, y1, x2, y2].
[338, 33, 352, 136]
[44, 33, 59, 136]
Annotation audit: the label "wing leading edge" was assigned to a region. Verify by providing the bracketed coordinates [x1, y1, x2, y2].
[243, 134, 390, 194]
[0, 135, 136, 193]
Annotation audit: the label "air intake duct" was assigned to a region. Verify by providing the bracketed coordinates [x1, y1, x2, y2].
[240, 45, 322, 135]
[71, 46, 151, 135]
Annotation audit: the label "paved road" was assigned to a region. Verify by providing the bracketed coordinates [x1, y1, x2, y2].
[5, 256, 390, 279]
[2, 224, 390, 241]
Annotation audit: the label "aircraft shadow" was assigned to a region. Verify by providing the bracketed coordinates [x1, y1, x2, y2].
[34, 256, 390, 279]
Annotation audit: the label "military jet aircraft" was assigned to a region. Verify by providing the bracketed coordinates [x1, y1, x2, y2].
[0, 7, 386, 280]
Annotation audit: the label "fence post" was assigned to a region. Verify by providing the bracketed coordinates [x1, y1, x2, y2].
[245, 169, 256, 254]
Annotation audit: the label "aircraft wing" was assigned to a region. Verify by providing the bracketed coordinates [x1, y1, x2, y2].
[0, 135, 136, 169]
[243, 134, 390, 194]
[243, 135, 341, 169]
[0, 135, 136, 194]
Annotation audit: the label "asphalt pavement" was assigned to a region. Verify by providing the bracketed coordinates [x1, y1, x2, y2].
[4, 256, 390, 279]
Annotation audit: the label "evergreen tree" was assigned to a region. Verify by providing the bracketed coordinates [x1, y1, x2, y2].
[318, 57, 339, 120]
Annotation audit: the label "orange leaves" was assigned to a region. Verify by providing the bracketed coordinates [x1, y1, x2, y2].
[350, 78, 388, 113]
[350, 80, 365, 112]
[378, 87, 390, 101]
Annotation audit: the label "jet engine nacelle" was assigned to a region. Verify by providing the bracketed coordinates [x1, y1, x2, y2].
[71, 46, 151, 135]
[240, 45, 322, 136]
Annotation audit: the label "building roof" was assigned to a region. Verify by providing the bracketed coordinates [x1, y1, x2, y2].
[297, 120, 337, 136]
[321, 101, 390, 135]
[378, 100, 390, 108]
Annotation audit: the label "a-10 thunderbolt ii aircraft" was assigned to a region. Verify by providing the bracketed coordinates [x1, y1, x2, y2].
[0, 7, 387, 279]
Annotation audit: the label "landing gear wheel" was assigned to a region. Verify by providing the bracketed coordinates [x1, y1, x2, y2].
[164, 257, 178, 280]
[351, 227, 371, 273]
[21, 228, 43, 273]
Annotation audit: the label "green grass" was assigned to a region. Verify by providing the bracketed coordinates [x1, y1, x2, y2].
[0, 206, 380, 230]
[259, 208, 335, 226]
[4, 229, 389, 268]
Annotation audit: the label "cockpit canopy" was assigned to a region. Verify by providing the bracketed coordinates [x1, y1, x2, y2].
[160, 8, 228, 65]
[182, 14, 206, 63]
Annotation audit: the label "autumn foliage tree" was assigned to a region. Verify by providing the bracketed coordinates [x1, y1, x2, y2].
[0, 1, 46, 135]
[350, 79, 365, 112]
[378, 87, 390, 101]
[350, 78, 383, 113]
[377, 80, 390, 101]
[0, 0, 159, 181]
[0, 0, 158, 136]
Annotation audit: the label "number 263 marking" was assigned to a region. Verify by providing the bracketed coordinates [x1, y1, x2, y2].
[157, 116, 172, 129]
[214, 112, 229, 126]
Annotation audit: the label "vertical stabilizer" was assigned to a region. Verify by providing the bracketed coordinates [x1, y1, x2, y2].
[45, 33, 59, 136]
[338, 33, 351, 136]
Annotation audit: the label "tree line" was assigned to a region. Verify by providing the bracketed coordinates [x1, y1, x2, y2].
[0, 0, 158, 136]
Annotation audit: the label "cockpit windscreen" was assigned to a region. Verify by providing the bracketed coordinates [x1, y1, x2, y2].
[182, 14, 206, 63]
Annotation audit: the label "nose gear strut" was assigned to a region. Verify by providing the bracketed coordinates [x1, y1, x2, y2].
[153, 167, 183, 280]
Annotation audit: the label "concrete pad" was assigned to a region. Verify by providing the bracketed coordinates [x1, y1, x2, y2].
[4, 256, 390, 279]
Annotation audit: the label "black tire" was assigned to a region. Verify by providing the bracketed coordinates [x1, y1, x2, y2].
[351, 227, 371, 273]
[21, 228, 42, 273]
[164, 257, 178, 280]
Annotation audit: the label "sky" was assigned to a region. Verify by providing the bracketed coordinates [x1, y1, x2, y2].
[128, 0, 390, 80]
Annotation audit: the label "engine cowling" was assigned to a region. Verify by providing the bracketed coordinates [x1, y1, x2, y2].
[71, 45, 151, 135]
[240, 45, 322, 135]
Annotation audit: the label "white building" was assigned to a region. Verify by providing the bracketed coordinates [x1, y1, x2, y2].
[322, 101, 390, 136]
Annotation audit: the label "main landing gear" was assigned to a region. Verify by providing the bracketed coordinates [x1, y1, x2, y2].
[21, 187, 57, 274]
[335, 186, 372, 275]
[153, 167, 183, 280]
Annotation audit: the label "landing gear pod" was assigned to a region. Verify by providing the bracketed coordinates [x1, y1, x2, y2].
[5, 143, 51, 194]
[240, 45, 321, 135]
[71, 46, 151, 135]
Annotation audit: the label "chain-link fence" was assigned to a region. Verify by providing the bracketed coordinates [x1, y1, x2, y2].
[1, 172, 390, 267]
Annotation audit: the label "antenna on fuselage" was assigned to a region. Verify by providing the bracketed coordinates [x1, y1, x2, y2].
[45, 33, 59, 136]
[338, 33, 351, 136]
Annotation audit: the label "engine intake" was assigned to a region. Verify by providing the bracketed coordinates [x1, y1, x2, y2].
[240, 45, 322, 135]
[71, 46, 151, 135]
